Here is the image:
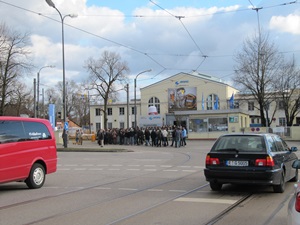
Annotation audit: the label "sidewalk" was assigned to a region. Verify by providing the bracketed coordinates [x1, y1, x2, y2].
[56, 139, 218, 152]
[56, 139, 300, 153]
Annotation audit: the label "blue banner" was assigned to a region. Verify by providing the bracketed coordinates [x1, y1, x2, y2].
[48, 104, 55, 130]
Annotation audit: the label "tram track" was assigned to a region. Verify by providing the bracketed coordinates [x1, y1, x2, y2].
[0, 151, 191, 210]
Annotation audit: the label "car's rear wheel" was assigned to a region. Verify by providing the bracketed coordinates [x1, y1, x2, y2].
[25, 163, 45, 189]
[210, 181, 222, 191]
[273, 172, 285, 193]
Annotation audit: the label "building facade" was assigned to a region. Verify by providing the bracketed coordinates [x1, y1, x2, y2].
[89, 72, 300, 139]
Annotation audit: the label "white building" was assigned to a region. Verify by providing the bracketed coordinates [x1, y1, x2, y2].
[89, 72, 300, 139]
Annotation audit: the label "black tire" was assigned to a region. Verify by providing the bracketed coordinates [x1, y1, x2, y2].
[210, 181, 222, 191]
[290, 169, 298, 182]
[273, 172, 285, 193]
[25, 163, 46, 189]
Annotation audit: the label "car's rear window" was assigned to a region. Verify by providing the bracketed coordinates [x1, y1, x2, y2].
[212, 136, 265, 152]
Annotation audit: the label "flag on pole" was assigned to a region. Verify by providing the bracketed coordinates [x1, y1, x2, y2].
[202, 93, 205, 110]
[229, 93, 234, 109]
[214, 95, 219, 110]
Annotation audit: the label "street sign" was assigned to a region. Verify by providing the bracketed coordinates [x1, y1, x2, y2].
[64, 122, 69, 131]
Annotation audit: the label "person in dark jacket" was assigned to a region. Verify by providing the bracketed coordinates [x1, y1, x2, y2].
[97, 129, 104, 147]
[151, 128, 157, 147]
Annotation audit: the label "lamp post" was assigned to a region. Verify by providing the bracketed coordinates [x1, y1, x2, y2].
[134, 69, 152, 129]
[36, 65, 55, 118]
[45, 0, 77, 148]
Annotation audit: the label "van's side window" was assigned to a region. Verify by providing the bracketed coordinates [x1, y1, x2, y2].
[23, 121, 52, 140]
[0, 121, 24, 143]
[0, 120, 52, 143]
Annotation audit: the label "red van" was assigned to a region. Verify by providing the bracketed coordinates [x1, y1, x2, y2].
[0, 116, 57, 188]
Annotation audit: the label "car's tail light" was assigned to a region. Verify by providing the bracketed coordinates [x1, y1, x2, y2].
[255, 156, 274, 167]
[295, 192, 300, 212]
[206, 155, 220, 165]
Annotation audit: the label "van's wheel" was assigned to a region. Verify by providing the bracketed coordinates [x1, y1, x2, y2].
[210, 181, 222, 191]
[273, 172, 285, 193]
[25, 163, 45, 189]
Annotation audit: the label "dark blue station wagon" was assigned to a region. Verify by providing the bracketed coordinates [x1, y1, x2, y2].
[204, 133, 298, 193]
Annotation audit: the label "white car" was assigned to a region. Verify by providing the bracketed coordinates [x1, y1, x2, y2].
[288, 160, 300, 225]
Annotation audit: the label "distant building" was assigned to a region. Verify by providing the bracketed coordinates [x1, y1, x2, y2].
[89, 72, 300, 139]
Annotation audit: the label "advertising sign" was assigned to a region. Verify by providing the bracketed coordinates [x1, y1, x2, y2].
[168, 87, 197, 112]
[48, 104, 55, 130]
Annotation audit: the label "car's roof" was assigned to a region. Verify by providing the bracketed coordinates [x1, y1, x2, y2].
[0, 116, 50, 124]
[219, 133, 276, 137]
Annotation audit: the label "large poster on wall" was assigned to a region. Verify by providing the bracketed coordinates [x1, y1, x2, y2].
[168, 87, 197, 112]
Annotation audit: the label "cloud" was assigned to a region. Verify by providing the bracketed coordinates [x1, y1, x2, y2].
[269, 13, 300, 35]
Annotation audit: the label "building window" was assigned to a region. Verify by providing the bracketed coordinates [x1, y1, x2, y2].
[96, 122, 101, 131]
[95, 108, 101, 116]
[278, 101, 284, 110]
[148, 97, 160, 114]
[120, 122, 125, 129]
[132, 107, 135, 115]
[108, 108, 112, 115]
[119, 107, 125, 115]
[248, 102, 254, 111]
[108, 122, 112, 129]
[279, 117, 286, 126]
[206, 94, 218, 110]
[189, 117, 228, 133]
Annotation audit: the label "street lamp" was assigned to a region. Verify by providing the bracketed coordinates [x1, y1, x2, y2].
[134, 69, 152, 129]
[36, 65, 55, 118]
[45, 0, 77, 148]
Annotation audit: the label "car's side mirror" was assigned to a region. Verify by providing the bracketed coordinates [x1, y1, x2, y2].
[290, 146, 298, 152]
[292, 160, 300, 169]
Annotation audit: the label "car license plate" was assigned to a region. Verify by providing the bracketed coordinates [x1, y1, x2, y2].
[226, 160, 249, 167]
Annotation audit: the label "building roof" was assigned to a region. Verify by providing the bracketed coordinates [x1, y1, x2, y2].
[140, 71, 234, 90]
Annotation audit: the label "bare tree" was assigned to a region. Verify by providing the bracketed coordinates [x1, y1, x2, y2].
[85, 51, 130, 129]
[0, 23, 32, 115]
[274, 58, 300, 126]
[233, 32, 283, 126]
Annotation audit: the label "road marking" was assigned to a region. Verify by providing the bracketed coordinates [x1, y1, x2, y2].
[160, 165, 172, 168]
[88, 168, 103, 171]
[94, 187, 111, 190]
[127, 169, 140, 171]
[147, 189, 163, 192]
[170, 190, 186, 192]
[163, 170, 178, 172]
[112, 164, 123, 167]
[74, 168, 86, 170]
[174, 197, 237, 204]
[119, 188, 138, 191]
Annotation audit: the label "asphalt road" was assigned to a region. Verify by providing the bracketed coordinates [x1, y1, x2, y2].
[1, 140, 300, 225]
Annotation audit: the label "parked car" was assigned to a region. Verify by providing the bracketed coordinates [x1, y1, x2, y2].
[288, 160, 300, 225]
[204, 133, 298, 193]
[0, 116, 57, 189]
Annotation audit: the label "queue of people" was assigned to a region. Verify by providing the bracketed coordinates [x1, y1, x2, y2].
[96, 125, 187, 148]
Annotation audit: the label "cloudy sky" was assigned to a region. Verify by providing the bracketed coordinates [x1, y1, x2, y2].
[0, 0, 299, 101]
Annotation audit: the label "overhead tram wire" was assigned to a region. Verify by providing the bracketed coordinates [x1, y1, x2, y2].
[149, 0, 208, 72]
[0, 0, 299, 75]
